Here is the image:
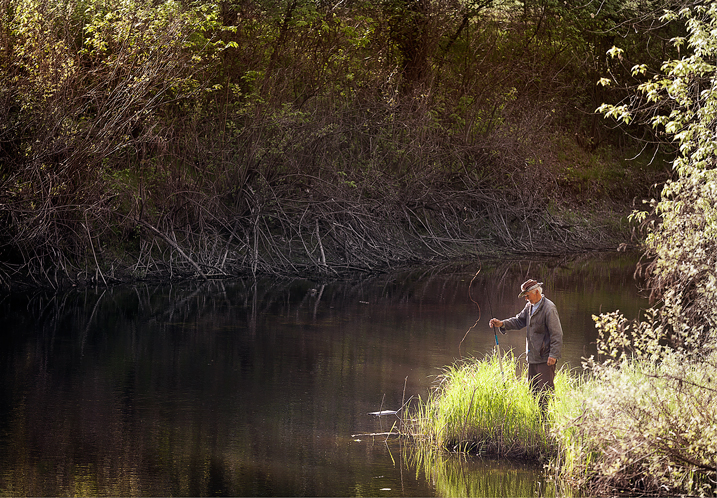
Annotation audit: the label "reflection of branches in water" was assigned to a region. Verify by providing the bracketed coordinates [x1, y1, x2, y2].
[154, 281, 209, 324]
[81, 289, 106, 355]
[12, 254, 632, 328]
[4, 252, 642, 353]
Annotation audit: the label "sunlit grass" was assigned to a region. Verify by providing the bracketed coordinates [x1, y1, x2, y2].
[405, 351, 576, 459]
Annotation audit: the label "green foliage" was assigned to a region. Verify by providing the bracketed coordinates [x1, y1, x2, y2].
[408, 350, 717, 496]
[552, 355, 717, 496]
[597, 3, 717, 356]
[0, 0, 237, 288]
[0, 0, 661, 286]
[564, 5, 717, 495]
[639, 7, 717, 351]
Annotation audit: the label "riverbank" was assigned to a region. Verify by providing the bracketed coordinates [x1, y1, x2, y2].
[404, 353, 717, 497]
[2, 0, 680, 292]
[0, 197, 637, 291]
[1, 140, 654, 292]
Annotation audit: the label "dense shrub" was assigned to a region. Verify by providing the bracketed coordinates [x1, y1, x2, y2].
[551, 353, 717, 496]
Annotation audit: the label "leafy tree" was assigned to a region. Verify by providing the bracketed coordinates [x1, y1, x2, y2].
[0, 0, 229, 282]
[0, 0, 677, 287]
[598, 2, 717, 356]
[573, 6, 717, 495]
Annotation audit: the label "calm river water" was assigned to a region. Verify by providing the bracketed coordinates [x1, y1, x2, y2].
[0, 252, 646, 496]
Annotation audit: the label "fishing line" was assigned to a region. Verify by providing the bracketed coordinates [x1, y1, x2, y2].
[458, 266, 482, 358]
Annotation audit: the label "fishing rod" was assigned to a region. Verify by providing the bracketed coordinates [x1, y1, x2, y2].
[486, 285, 505, 383]
[461, 266, 505, 383]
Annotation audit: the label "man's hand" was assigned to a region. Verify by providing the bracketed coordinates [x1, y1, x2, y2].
[547, 357, 556, 366]
[489, 318, 503, 329]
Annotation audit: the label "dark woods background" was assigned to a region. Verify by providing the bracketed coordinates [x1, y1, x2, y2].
[0, 0, 683, 287]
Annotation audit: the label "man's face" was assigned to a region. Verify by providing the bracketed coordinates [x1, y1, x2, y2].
[524, 289, 541, 305]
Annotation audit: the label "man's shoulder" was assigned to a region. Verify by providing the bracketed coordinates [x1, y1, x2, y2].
[542, 297, 558, 311]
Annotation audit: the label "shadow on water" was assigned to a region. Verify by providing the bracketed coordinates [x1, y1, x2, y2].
[0, 252, 645, 496]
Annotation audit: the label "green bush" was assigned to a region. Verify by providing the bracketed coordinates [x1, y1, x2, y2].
[551, 354, 717, 496]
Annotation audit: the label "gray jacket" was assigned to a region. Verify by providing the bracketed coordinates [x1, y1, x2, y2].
[500, 297, 563, 364]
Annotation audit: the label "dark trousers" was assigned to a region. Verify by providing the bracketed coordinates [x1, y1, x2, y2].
[528, 362, 556, 414]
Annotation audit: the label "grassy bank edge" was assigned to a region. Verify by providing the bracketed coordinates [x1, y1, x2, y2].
[402, 351, 717, 497]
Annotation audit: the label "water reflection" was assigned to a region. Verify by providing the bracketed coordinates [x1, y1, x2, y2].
[0, 253, 645, 496]
[407, 447, 558, 498]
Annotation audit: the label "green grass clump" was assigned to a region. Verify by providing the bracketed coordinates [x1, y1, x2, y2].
[406, 351, 575, 459]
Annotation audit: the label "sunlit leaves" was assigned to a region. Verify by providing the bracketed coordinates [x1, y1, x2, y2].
[589, 6, 717, 494]
[630, 64, 647, 76]
[596, 103, 632, 124]
[599, 4, 717, 350]
[606, 45, 623, 59]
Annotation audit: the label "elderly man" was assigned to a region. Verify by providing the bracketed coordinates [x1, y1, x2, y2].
[489, 279, 563, 411]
